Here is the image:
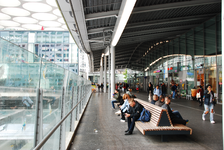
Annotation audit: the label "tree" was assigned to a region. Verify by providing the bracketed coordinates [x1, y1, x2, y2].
[123, 69, 128, 83]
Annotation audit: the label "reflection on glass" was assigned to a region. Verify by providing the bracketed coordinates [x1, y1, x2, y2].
[0, 37, 91, 150]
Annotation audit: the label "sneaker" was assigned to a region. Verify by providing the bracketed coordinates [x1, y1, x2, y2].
[115, 110, 121, 115]
[202, 116, 205, 121]
[120, 119, 125, 122]
[211, 121, 215, 124]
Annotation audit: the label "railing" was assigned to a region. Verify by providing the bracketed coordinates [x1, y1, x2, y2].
[0, 37, 92, 150]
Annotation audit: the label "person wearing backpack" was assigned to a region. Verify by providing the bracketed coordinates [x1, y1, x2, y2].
[124, 99, 143, 135]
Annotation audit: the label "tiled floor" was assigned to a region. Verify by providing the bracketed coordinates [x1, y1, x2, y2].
[70, 91, 222, 150]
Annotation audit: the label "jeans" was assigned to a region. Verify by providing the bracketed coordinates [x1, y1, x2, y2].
[203, 103, 214, 121]
[172, 91, 176, 99]
[127, 116, 139, 133]
[173, 110, 183, 120]
[121, 109, 125, 120]
[111, 100, 119, 109]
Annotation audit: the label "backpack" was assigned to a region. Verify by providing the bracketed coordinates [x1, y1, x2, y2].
[138, 108, 151, 122]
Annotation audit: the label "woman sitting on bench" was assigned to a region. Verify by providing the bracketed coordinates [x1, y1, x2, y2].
[162, 97, 189, 125]
[111, 89, 122, 109]
[115, 94, 131, 122]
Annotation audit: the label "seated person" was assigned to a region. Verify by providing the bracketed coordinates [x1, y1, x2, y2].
[125, 99, 143, 135]
[162, 97, 188, 125]
[155, 95, 165, 107]
[111, 89, 121, 109]
[115, 94, 131, 122]
[152, 85, 162, 105]
[126, 88, 136, 98]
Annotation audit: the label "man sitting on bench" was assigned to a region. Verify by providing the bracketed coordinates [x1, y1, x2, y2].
[125, 98, 143, 135]
[162, 97, 189, 125]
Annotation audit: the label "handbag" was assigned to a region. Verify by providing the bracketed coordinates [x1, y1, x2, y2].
[196, 92, 201, 98]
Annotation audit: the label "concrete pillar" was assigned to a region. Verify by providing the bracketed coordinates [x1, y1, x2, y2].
[221, 1, 224, 149]
[111, 46, 115, 98]
[100, 57, 103, 84]
[104, 55, 107, 93]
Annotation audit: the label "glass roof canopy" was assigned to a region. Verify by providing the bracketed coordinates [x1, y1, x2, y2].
[0, 0, 68, 31]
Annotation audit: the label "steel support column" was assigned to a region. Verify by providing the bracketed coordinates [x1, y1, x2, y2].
[104, 55, 107, 93]
[59, 87, 65, 150]
[100, 57, 103, 84]
[111, 46, 115, 98]
[221, 2, 224, 149]
[108, 47, 111, 99]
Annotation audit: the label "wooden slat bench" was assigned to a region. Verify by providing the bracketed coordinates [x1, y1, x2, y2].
[135, 98, 192, 141]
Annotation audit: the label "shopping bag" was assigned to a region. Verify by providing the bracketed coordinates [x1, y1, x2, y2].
[196, 92, 201, 98]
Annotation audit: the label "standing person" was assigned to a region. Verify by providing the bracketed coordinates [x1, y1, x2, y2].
[123, 83, 127, 93]
[152, 85, 162, 105]
[136, 83, 139, 92]
[125, 99, 143, 135]
[119, 83, 123, 92]
[101, 83, 104, 92]
[171, 83, 177, 99]
[97, 84, 101, 92]
[197, 85, 204, 106]
[147, 83, 153, 101]
[202, 85, 215, 124]
[161, 82, 167, 96]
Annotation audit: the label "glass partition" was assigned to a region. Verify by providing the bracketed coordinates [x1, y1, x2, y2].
[0, 37, 91, 150]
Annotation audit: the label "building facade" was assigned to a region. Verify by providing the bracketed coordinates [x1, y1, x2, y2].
[0, 31, 79, 74]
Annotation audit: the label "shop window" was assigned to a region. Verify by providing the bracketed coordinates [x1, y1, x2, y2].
[56, 53, 62, 57]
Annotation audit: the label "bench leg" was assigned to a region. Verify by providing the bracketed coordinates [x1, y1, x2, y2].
[161, 135, 168, 142]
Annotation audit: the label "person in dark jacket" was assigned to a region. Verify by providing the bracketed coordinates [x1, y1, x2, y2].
[161, 82, 166, 96]
[202, 85, 215, 123]
[197, 85, 204, 106]
[162, 97, 188, 125]
[147, 83, 153, 97]
[101, 83, 104, 92]
[125, 99, 143, 135]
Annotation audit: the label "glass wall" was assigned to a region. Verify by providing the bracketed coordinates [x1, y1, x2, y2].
[0, 31, 79, 74]
[0, 37, 91, 150]
[131, 14, 222, 103]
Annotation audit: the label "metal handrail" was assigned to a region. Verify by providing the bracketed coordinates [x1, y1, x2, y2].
[33, 95, 87, 150]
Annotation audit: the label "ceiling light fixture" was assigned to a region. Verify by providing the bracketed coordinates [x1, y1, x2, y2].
[111, 0, 136, 46]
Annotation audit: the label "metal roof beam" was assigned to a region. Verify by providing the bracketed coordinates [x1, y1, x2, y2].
[126, 14, 216, 30]
[122, 24, 200, 37]
[88, 27, 114, 34]
[85, 10, 119, 21]
[132, 0, 221, 15]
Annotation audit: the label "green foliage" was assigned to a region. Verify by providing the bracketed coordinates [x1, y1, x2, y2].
[123, 69, 128, 83]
